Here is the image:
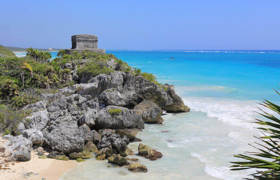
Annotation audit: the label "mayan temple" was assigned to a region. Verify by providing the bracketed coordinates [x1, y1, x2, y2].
[67, 34, 105, 53]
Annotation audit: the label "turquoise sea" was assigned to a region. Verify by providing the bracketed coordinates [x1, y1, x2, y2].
[16, 50, 280, 179]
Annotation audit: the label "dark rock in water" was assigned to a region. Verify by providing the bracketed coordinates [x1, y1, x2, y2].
[94, 106, 144, 130]
[138, 143, 163, 161]
[134, 100, 163, 124]
[124, 74, 189, 112]
[163, 85, 190, 112]
[6, 135, 32, 161]
[107, 154, 129, 166]
[128, 163, 148, 173]
[126, 157, 139, 162]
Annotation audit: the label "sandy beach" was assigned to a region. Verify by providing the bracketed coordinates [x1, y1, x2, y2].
[0, 135, 77, 180]
[1, 151, 77, 180]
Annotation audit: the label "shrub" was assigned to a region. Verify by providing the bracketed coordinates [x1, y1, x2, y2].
[26, 48, 51, 62]
[0, 104, 30, 135]
[108, 108, 122, 115]
[0, 45, 15, 57]
[141, 72, 157, 84]
[11, 92, 39, 109]
[77, 61, 113, 80]
[231, 92, 280, 179]
[0, 76, 19, 100]
[134, 68, 142, 76]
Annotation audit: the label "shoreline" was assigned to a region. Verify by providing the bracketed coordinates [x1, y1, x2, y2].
[0, 135, 77, 180]
[1, 151, 77, 180]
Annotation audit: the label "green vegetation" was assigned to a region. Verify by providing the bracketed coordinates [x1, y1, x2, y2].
[77, 61, 113, 79]
[231, 92, 280, 179]
[26, 48, 51, 62]
[0, 48, 164, 135]
[108, 108, 122, 115]
[76, 158, 85, 162]
[0, 45, 15, 57]
[0, 104, 30, 135]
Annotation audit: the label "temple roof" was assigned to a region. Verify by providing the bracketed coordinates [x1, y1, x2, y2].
[72, 34, 98, 40]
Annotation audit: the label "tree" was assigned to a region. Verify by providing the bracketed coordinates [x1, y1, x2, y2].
[231, 92, 280, 179]
[26, 48, 51, 62]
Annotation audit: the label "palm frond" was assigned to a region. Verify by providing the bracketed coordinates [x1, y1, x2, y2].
[231, 97, 280, 179]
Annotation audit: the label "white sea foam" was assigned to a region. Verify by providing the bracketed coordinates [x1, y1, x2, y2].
[176, 85, 236, 93]
[182, 97, 259, 130]
[14, 51, 26, 57]
[191, 152, 252, 180]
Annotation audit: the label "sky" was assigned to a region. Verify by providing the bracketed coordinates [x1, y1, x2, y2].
[0, 0, 280, 50]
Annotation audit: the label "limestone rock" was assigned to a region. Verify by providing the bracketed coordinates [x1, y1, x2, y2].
[108, 154, 128, 166]
[138, 143, 163, 161]
[22, 129, 44, 146]
[42, 115, 85, 154]
[6, 135, 32, 161]
[84, 141, 98, 154]
[95, 106, 144, 130]
[128, 163, 148, 173]
[98, 129, 129, 154]
[134, 100, 163, 124]
[163, 85, 190, 112]
[24, 110, 49, 131]
[69, 151, 92, 160]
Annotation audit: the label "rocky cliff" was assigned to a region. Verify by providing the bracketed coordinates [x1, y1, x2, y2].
[1, 50, 190, 172]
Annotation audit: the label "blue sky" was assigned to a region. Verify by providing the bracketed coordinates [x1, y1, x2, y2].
[0, 0, 280, 50]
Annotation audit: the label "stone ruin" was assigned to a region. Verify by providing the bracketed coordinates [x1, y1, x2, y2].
[66, 34, 105, 53]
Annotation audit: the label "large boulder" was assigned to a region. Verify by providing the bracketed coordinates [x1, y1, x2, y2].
[42, 115, 85, 154]
[94, 106, 144, 129]
[6, 135, 32, 161]
[22, 129, 44, 146]
[98, 129, 129, 154]
[123, 74, 189, 112]
[134, 100, 163, 124]
[163, 85, 190, 112]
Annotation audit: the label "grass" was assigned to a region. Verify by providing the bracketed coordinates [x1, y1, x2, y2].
[108, 108, 122, 115]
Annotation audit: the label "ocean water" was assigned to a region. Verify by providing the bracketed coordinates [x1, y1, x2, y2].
[15, 50, 280, 179]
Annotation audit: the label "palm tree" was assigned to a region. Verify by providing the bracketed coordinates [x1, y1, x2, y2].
[231, 93, 280, 179]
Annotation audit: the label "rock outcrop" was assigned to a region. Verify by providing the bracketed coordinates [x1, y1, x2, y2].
[134, 100, 163, 124]
[3, 56, 189, 173]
